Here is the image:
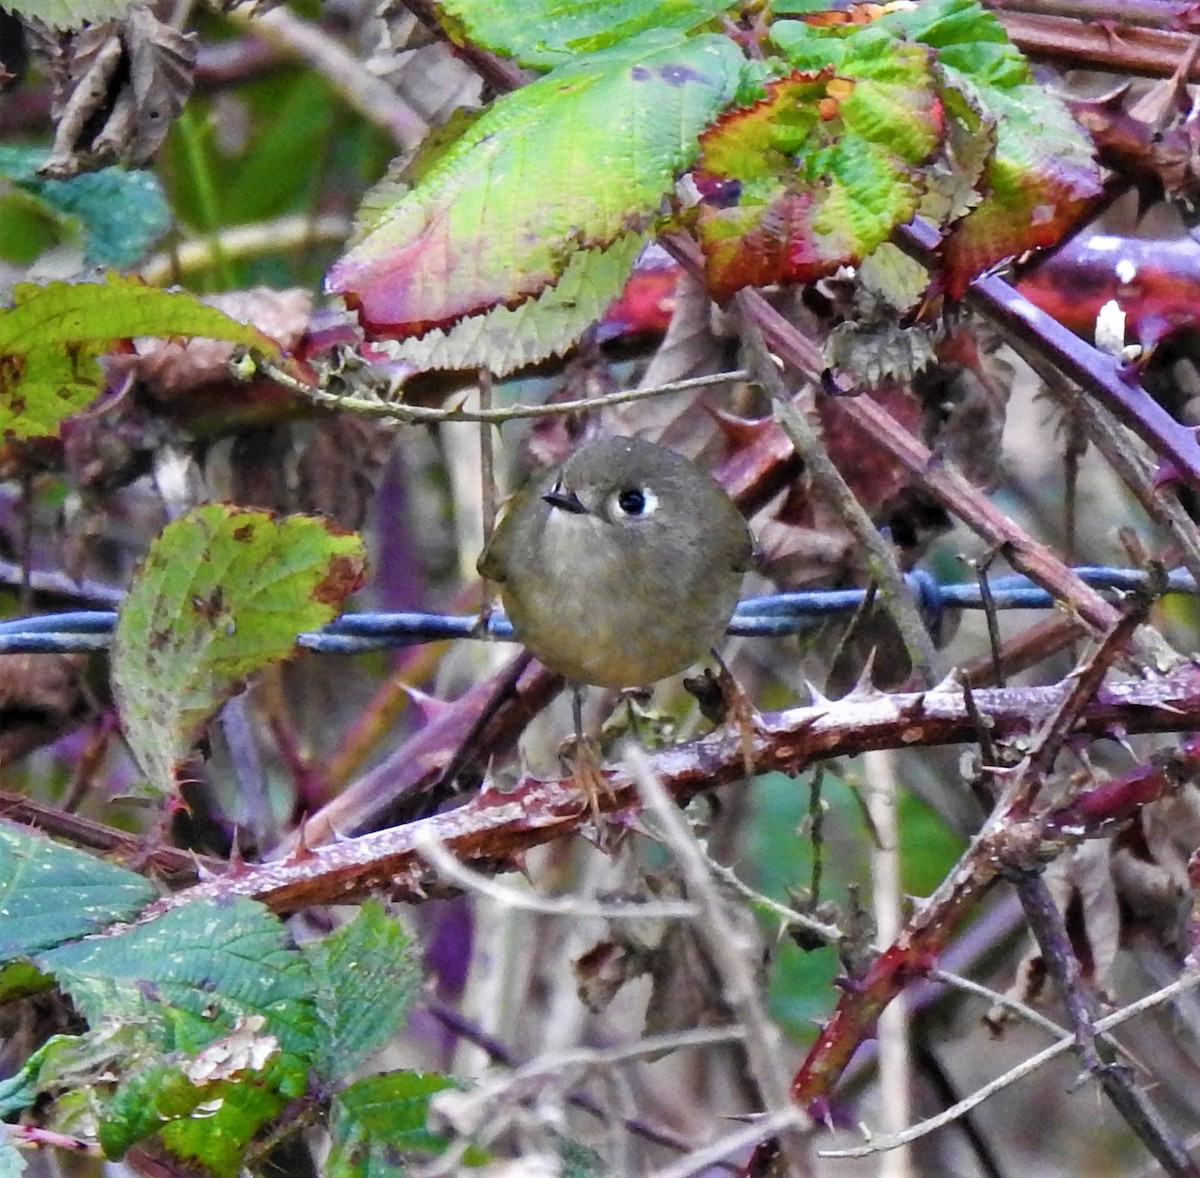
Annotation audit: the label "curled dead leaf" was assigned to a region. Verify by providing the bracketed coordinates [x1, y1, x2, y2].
[41, 6, 194, 178]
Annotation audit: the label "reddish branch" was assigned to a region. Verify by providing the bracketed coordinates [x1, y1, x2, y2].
[148, 662, 1200, 917]
[0, 787, 218, 883]
[998, 9, 1200, 80]
[752, 605, 1200, 1177]
[991, 0, 1200, 30]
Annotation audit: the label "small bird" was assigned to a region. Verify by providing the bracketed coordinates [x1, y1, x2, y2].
[477, 436, 755, 804]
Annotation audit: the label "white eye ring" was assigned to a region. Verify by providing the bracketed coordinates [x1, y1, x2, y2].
[611, 486, 659, 518]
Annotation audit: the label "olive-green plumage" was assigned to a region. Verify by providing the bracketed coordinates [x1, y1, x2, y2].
[478, 436, 754, 688]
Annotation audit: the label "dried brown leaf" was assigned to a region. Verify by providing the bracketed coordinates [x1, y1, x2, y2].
[0, 652, 90, 765]
[41, 5, 194, 177]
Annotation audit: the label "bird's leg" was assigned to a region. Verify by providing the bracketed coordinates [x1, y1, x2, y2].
[562, 683, 610, 822]
[708, 649, 759, 778]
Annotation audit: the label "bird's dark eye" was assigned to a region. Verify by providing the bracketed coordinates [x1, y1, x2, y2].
[617, 488, 647, 515]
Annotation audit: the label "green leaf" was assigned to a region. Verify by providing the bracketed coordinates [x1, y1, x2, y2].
[0, 823, 155, 962]
[771, 0, 1100, 296]
[388, 232, 647, 376]
[328, 30, 744, 338]
[0, 274, 282, 440]
[0, 1025, 149, 1119]
[38, 897, 320, 1174]
[433, 0, 737, 68]
[0, 0, 137, 27]
[0, 1132, 25, 1178]
[99, 1015, 284, 1160]
[557, 1137, 607, 1177]
[100, 1060, 220, 1158]
[0, 1063, 38, 1121]
[0, 148, 171, 267]
[112, 506, 366, 795]
[695, 43, 942, 297]
[0, 192, 64, 265]
[0, 960, 52, 1005]
[328, 1071, 464, 1178]
[879, 0, 1100, 295]
[307, 901, 421, 1084]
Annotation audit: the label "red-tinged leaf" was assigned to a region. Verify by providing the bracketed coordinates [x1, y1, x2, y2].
[694, 44, 942, 299]
[941, 88, 1101, 297]
[327, 31, 743, 339]
[698, 175, 828, 294]
[770, 0, 1101, 295]
[870, 0, 1101, 294]
[383, 232, 648, 375]
[818, 381, 924, 517]
[596, 246, 683, 341]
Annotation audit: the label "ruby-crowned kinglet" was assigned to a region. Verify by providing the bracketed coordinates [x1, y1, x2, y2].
[477, 436, 755, 688]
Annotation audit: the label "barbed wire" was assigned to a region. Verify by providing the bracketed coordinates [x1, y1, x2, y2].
[0, 565, 1190, 656]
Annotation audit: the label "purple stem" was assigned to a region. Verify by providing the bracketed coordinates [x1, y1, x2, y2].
[897, 220, 1200, 491]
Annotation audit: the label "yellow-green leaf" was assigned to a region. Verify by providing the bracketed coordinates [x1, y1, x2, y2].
[0, 274, 280, 440]
[112, 506, 366, 795]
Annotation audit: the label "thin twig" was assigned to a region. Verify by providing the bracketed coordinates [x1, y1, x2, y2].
[807, 766, 826, 906]
[419, 1025, 754, 1177]
[647, 1108, 811, 1178]
[626, 747, 812, 1177]
[735, 295, 936, 683]
[304, 369, 750, 424]
[1003, 594, 1149, 819]
[1014, 873, 1199, 1178]
[427, 1001, 741, 1169]
[865, 747, 914, 1178]
[970, 551, 1006, 688]
[820, 973, 1200, 1158]
[413, 825, 699, 920]
[227, 7, 428, 147]
[138, 214, 351, 285]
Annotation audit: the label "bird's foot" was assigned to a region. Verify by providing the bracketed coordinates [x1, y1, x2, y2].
[559, 734, 613, 823]
[685, 661, 760, 779]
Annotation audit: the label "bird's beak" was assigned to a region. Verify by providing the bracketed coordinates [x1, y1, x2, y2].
[542, 485, 588, 514]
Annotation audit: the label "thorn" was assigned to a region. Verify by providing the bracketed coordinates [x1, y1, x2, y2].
[193, 850, 219, 881]
[227, 830, 247, 877]
[846, 648, 880, 698]
[803, 680, 832, 707]
[1152, 460, 1183, 492]
[810, 1095, 837, 1132]
[933, 666, 963, 692]
[291, 816, 320, 861]
[616, 813, 657, 840]
[399, 683, 452, 723]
